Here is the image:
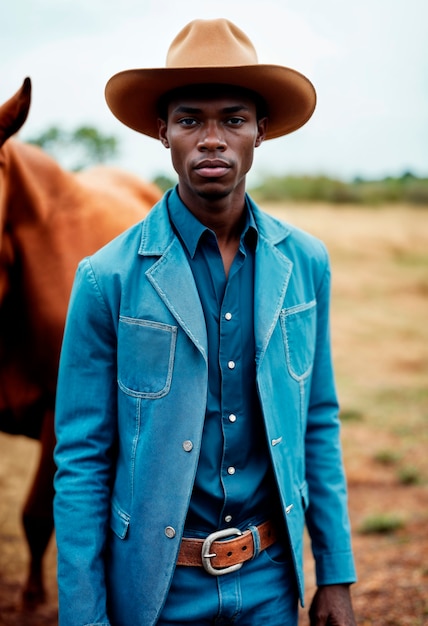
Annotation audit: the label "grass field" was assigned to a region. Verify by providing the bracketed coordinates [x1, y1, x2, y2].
[268, 203, 428, 483]
[0, 202, 427, 625]
[267, 202, 428, 625]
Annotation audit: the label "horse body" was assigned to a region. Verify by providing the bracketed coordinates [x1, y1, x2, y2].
[0, 78, 162, 604]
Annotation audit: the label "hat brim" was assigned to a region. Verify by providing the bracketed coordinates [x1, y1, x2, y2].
[105, 65, 316, 140]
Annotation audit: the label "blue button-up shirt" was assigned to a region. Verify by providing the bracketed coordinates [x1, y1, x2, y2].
[168, 188, 278, 535]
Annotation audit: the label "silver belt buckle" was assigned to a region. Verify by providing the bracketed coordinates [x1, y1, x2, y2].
[201, 527, 243, 576]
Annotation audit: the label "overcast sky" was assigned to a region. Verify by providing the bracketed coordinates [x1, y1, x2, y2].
[2, 0, 427, 184]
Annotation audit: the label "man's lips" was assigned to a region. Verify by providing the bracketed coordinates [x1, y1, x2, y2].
[194, 159, 231, 178]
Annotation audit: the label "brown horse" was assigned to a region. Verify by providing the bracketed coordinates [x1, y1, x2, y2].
[0, 78, 162, 605]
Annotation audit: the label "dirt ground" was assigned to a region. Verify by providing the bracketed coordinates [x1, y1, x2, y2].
[1, 203, 427, 625]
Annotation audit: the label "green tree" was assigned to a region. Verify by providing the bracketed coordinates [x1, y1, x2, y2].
[27, 125, 119, 171]
[152, 174, 177, 192]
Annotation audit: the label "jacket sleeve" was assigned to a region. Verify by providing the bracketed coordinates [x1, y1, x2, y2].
[304, 250, 357, 586]
[54, 257, 115, 626]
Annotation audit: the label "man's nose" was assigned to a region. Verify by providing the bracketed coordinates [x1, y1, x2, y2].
[197, 121, 226, 150]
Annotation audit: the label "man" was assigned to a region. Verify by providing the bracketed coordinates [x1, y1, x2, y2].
[54, 18, 357, 626]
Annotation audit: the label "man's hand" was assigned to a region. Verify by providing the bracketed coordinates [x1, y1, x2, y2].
[308, 584, 356, 625]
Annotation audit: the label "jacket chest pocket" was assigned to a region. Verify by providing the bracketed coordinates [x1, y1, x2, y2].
[280, 301, 316, 381]
[118, 317, 177, 398]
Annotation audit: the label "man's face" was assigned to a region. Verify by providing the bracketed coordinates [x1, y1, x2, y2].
[158, 87, 267, 202]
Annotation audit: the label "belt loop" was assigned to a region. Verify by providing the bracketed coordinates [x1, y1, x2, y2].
[248, 524, 261, 560]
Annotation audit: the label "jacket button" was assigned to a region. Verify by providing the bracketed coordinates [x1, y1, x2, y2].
[182, 440, 193, 452]
[165, 526, 176, 538]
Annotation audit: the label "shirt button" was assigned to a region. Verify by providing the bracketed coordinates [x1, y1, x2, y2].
[165, 526, 176, 538]
[182, 440, 193, 452]
[228, 414, 237, 423]
[225, 515, 233, 523]
[227, 466, 236, 475]
[227, 360, 236, 370]
[225, 312, 232, 321]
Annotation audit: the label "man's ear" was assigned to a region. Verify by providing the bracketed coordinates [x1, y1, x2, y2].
[255, 117, 268, 148]
[158, 119, 169, 148]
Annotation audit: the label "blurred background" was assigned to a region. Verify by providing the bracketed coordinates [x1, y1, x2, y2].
[1, 2, 427, 625]
[1, 0, 427, 184]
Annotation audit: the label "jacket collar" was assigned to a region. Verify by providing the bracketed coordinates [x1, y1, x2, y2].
[138, 191, 293, 362]
[138, 190, 292, 255]
[247, 197, 294, 363]
[138, 191, 176, 256]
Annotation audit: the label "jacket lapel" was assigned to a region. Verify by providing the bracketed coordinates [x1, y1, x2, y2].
[138, 198, 208, 360]
[138, 194, 292, 364]
[251, 202, 293, 364]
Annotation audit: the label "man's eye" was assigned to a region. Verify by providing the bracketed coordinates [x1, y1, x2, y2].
[227, 117, 245, 126]
[178, 117, 197, 126]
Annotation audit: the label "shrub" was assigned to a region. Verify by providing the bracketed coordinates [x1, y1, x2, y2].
[248, 172, 428, 205]
[358, 513, 404, 535]
[373, 449, 401, 466]
[397, 465, 421, 485]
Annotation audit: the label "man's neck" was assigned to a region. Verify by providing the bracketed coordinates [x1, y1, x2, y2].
[177, 184, 246, 240]
[177, 184, 247, 277]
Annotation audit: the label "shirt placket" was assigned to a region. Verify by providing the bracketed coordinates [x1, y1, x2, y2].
[219, 250, 246, 527]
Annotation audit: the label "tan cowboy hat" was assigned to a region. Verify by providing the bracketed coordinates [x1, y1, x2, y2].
[105, 18, 316, 140]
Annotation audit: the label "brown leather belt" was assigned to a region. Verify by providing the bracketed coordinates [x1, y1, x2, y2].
[177, 520, 277, 576]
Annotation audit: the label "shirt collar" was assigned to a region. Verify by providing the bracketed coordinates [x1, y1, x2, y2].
[167, 186, 258, 259]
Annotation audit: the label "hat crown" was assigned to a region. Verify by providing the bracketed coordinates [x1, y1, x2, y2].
[166, 18, 259, 69]
[105, 18, 316, 140]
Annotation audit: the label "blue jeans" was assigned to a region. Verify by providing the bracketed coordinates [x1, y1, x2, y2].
[157, 541, 299, 625]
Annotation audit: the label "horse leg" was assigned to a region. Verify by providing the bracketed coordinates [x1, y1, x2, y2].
[21, 407, 56, 606]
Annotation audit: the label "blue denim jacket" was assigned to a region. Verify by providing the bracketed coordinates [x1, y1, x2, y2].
[54, 191, 356, 626]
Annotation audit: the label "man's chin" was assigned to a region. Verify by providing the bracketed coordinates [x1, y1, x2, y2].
[197, 188, 230, 201]
[195, 181, 232, 201]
